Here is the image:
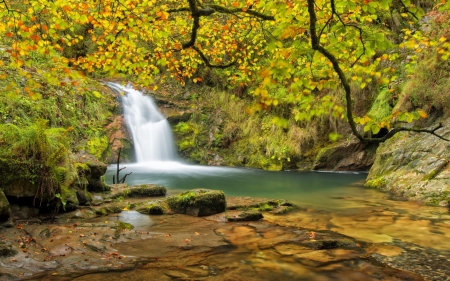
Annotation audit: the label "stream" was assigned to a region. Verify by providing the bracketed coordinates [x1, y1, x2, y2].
[105, 163, 450, 280]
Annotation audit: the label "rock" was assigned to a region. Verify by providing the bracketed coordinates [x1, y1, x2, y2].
[2, 180, 38, 198]
[167, 189, 226, 216]
[137, 202, 166, 215]
[227, 210, 263, 222]
[313, 140, 377, 171]
[166, 112, 192, 125]
[74, 152, 110, 192]
[76, 187, 93, 205]
[366, 121, 450, 205]
[11, 205, 39, 220]
[0, 243, 17, 257]
[110, 184, 167, 199]
[0, 190, 10, 221]
[92, 195, 104, 206]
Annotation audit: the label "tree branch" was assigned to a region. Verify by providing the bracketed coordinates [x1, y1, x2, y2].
[307, 0, 364, 142]
[307, 0, 448, 144]
[0, 0, 10, 12]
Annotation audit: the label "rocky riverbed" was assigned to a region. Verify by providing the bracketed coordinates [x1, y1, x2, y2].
[2, 189, 447, 281]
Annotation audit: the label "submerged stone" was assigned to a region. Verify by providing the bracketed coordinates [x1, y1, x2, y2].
[227, 210, 264, 222]
[167, 189, 226, 216]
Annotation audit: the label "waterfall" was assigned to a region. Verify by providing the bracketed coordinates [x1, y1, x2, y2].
[107, 83, 177, 163]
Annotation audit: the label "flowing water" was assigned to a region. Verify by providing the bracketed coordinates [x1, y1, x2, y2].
[99, 84, 450, 280]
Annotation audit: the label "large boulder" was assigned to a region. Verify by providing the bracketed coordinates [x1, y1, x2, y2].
[313, 140, 377, 171]
[75, 152, 110, 192]
[366, 121, 450, 206]
[167, 189, 226, 216]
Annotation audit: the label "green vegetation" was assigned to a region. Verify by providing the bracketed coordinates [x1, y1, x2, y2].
[0, 120, 76, 205]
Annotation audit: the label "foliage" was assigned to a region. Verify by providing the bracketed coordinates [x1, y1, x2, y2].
[0, 43, 115, 159]
[0, 120, 77, 204]
[173, 89, 342, 170]
[1, 0, 449, 155]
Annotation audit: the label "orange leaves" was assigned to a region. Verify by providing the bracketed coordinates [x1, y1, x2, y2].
[156, 10, 169, 20]
[5, 32, 14, 38]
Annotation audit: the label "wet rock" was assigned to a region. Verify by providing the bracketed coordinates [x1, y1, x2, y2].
[137, 201, 166, 215]
[110, 184, 167, 199]
[0, 190, 10, 221]
[366, 120, 450, 205]
[167, 189, 226, 216]
[226, 197, 295, 212]
[227, 210, 263, 222]
[0, 243, 16, 257]
[313, 140, 377, 171]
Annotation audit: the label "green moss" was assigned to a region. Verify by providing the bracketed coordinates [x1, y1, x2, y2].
[365, 177, 387, 188]
[137, 203, 166, 215]
[167, 189, 226, 216]
[111, 185, 167, 199]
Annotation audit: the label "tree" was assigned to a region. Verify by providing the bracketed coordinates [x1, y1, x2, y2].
[1, 0, 449, 142]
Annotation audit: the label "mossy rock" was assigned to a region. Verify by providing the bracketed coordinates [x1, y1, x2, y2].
[227, 210, 263, 222]
[167, 189, 226, 216]
[136, 200, 167, 215]
[137, 202, 166, 215]
[110, 184, 167, 199]
[74, 152, 109, 192]
[76, 188, 93, 206]
[128, 184, 167, 197]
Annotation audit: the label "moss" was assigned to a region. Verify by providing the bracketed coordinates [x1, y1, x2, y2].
[137, 203, 166, 215]
[365, 176, 387, 189]
[111, 185, 167, 199]
[167, 189, 226, 216]
[422, 170, 438, 181]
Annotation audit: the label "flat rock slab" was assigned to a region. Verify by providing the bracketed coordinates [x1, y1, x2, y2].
[0, 210, 424, 281]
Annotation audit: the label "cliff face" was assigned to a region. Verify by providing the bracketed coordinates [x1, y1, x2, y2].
[366, 120, 450, 206]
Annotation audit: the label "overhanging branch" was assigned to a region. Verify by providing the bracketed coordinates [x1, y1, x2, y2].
[307, 0, 448, 144]
[174, 0, 273, 69]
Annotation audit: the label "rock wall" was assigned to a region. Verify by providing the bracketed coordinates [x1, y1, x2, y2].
[366, 121, 450, 206]
[313, 140, 377, 171]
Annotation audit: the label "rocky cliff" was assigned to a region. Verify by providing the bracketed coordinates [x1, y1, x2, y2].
[366, 120, 450, 206]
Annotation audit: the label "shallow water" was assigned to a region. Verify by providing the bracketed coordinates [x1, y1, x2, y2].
[101, 162, 450, 280]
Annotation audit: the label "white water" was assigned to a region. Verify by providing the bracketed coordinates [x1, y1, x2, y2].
[107, 83, 177, 162]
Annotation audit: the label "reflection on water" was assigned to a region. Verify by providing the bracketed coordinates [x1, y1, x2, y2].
[99, 163, 450, 280]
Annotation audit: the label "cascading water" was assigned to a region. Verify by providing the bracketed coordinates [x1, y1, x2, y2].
[107, 83, 177, 163]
